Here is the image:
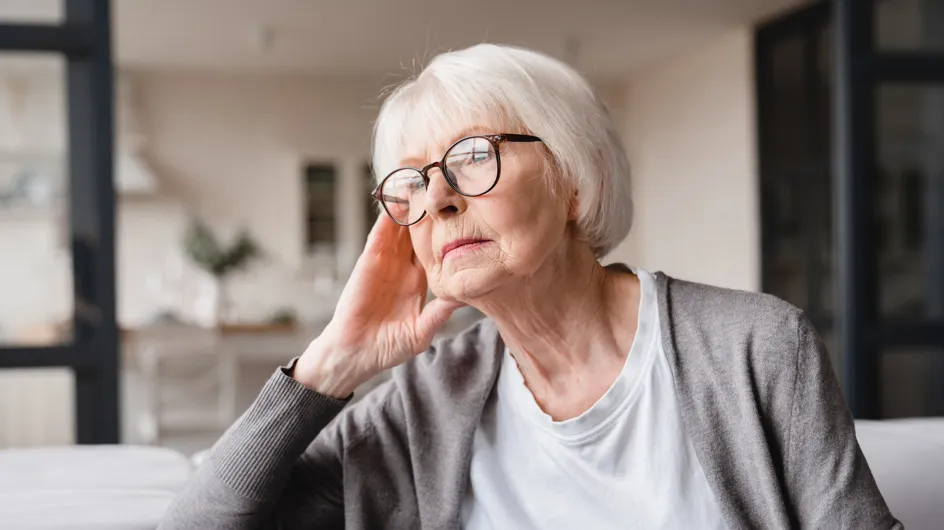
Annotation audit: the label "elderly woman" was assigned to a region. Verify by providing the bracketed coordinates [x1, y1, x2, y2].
[161, 44, 900, 529]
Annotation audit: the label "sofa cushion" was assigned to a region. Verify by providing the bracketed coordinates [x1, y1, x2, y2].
[0, 489, 177, 530]
[856, 418, 944, 530]
[0, 445, 191, 529]
[0, 445, 191, 493]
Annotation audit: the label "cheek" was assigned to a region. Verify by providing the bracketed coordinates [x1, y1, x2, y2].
[492, 186, 568, 256]
[506, 208, 567, 264]
[408, 224, 435, 269]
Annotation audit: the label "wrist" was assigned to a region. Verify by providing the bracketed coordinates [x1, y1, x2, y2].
[292, 338, 370, 398]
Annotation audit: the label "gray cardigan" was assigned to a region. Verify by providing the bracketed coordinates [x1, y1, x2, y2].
[160, 272, 902, 529]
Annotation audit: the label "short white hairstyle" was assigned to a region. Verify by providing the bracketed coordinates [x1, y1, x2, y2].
[371, 43, 632, 257]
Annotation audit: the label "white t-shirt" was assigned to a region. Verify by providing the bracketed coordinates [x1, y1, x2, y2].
[461, 269, 727, 530]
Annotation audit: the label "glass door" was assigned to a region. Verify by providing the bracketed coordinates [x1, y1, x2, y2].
[758, 0, 944, 418]
[0, 0, 119, 443]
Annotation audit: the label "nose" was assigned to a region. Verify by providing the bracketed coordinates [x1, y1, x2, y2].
[423, 165, 466, 220]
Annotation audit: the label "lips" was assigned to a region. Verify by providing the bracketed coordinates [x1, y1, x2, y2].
[440, 238, 490, 260]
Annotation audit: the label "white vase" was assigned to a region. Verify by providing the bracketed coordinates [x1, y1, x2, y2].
[216, 276, 233, 325]
[194, 275, 228, 328]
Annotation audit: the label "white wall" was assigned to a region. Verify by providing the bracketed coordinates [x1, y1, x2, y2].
[613, 28, 759, 291]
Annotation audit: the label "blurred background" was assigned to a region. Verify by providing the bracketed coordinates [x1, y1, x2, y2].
[0, 0, 941, 455]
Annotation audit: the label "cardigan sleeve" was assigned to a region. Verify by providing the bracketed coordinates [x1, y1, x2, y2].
[784, 313, 903, 529]
[158, 366, 350, 529]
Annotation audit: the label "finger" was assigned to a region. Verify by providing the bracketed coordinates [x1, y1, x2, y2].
[414, 298, 465, 345]
[403, 251, 428, 292]
[366, 216, 410, 262]
[366, 213, 398, 248]
[395, 220, 418, 259]
[371, 214, 417, 263]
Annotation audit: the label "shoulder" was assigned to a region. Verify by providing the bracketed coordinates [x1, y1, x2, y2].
[659, 273, 812, 371]
[663, 274, 803, 328]
[657, 274, 830, 446]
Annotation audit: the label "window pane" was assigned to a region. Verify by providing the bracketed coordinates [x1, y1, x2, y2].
[875, 84, 944, 320]
[880, 348, 944, 417]
[0, 0, 61, 23]
[0, 53, 73, 347]
[758, 20, 835, 325]
[0, 368, 74, 448]
[760, 32, 809, 310]
[765, 33, 810, 173]
[304, 164, 336, 250]
[876, 0, 944, 52]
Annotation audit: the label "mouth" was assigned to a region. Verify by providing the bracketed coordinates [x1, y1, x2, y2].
[440, 238, 492, 260]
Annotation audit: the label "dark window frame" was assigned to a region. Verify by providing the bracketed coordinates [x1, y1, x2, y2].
[756, 1, 833, 332]
[0, 0, 119, 443]
[757, 0, 944, 418]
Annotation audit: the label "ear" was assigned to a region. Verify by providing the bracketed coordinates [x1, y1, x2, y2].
[567, 188, 580, 221]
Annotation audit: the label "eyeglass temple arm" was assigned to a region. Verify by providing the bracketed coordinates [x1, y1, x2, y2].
[493, 133, 543, 143]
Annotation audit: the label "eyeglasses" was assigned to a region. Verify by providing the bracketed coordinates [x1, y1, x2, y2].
[371, 133, 543, 226]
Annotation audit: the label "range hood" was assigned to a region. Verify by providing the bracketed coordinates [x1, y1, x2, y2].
[116, 148, 158, 195]
[115, 73, 160, 196]
[0, 71, 160, 200]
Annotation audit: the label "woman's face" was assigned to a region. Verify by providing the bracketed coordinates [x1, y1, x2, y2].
[404, 128, 572, 302]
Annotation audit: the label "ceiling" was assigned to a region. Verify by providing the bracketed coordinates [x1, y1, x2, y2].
[1, 0, 807, 79]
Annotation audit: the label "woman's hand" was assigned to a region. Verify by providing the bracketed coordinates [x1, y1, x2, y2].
[292, 215, 465, 397]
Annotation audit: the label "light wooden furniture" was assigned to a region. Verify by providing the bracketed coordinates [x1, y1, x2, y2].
[125, 320, 327, 445]
[124, 308, 484, 446]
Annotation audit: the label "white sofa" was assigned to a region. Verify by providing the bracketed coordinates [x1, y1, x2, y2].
[1, 419, 941, 529]
[0, 445, 191, 529]
[854, 418, 944, 530]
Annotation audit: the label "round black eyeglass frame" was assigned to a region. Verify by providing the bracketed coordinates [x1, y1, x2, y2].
[371, 133, 543, 226]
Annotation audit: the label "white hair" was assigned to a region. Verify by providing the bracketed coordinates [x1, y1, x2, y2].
[371, 43, 632, 257]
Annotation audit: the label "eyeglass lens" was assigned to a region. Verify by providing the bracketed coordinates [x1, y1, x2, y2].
[379, 136, 498, 225]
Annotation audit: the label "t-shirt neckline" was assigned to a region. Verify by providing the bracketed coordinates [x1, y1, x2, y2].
[499, 268, 661, 442]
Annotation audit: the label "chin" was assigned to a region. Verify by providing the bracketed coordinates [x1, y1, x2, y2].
[437, 261, 505, 301]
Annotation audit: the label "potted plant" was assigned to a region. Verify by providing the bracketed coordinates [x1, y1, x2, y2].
[182, 218, 262, 326]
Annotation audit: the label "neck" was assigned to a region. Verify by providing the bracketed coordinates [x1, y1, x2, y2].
[469, 239, 640, 418]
